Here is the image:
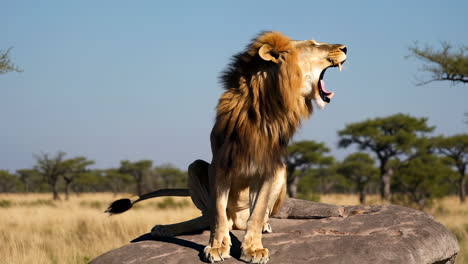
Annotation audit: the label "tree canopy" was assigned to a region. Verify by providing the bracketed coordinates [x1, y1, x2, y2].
[392, 154, 454, 209]
[408, 42, 468, 85]
[286, 140, 334, 197]
[119, 160, 153, 196]
[337, 153, 378, 204]
[62, 156, 95, 200]
[35, 152, 69, 200]
[0, 48, 21, 74]
[433, 134, 468, 203]
[338, 113, 434, 200]
[34, 152, 95, 200]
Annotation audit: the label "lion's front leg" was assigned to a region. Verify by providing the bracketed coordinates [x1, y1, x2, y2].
[240, 178, 274, 264]
[204, 166, 231, 262]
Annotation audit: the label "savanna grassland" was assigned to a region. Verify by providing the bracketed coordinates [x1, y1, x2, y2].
[0, 193, 201, 264]
[1, 193, 467, 264]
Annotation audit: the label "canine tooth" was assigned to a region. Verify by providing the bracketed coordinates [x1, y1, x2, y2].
[338, 63, 342, 72]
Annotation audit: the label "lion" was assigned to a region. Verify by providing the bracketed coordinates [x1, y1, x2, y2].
[106, 31, 347, 263]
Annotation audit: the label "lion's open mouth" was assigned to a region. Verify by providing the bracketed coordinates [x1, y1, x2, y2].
[318, 67, 335, 103]
[318, 61, 344, 103]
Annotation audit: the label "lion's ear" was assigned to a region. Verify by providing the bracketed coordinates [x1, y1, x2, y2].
[259, 44, 279, 63]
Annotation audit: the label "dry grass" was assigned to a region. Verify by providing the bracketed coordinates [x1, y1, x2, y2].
[428, 196, 468, 264]
[0, 193, 466, 263]
[0, 193, 200, 264]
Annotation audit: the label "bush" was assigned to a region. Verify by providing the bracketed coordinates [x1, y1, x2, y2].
[392, 154, 454, 209]
[0, 199, 12, 208]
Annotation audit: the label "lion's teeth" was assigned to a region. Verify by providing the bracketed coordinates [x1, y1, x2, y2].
[338, 63, 342, 72]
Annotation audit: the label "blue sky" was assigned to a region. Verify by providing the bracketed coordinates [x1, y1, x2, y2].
[2, 0, 468, 171]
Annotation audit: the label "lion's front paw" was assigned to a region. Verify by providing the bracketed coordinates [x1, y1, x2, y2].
[240, 247, 269, 264]
[262, 222, 272, 233]
[151, 225, 175, 238]
[203, 245, 231, 263]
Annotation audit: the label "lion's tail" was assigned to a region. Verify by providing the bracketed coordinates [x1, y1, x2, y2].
[104, 189, 190, 215]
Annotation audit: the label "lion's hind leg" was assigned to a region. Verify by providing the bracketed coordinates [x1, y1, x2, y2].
[151, 159, 211, 238]
[262, 221, 272, 234]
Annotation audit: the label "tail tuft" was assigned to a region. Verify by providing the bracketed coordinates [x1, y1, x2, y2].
[105, 198, 133, 215]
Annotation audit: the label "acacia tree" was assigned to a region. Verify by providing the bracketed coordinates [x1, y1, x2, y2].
[408, 42, 468, 85]
[434, 134, 468, 203]
[392, 153, 453, 209]
[337, 153, 377, 204]
[286, 140, 334, 198]
[338, 114, 434, 200]
[119, 160, 153, 196]
[72, 170, 106, 193]
[0, 48, 21, 74]
[35, 152, 68, 200]
[62, 157, 94, 200]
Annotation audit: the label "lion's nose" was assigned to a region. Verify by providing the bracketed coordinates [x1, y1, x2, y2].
[339, 46, 347, 54]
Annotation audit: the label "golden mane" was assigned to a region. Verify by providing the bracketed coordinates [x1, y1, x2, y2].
[213, 31, 313, 176]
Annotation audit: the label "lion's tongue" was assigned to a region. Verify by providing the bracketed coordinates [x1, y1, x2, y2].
[320, 80, 335, 99]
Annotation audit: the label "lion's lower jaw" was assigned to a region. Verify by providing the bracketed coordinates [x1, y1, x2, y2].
[313, 97, 328, 109]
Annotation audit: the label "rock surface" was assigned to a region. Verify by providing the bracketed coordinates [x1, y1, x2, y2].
[90, 199, 459, 264]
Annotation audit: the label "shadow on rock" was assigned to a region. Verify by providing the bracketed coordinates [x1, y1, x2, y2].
[131, 232, 242, 263]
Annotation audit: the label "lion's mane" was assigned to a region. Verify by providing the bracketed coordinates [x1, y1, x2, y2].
[212, 31, 313, 177]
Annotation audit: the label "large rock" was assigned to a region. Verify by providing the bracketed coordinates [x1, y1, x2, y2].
[90, 199, 459, 264]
